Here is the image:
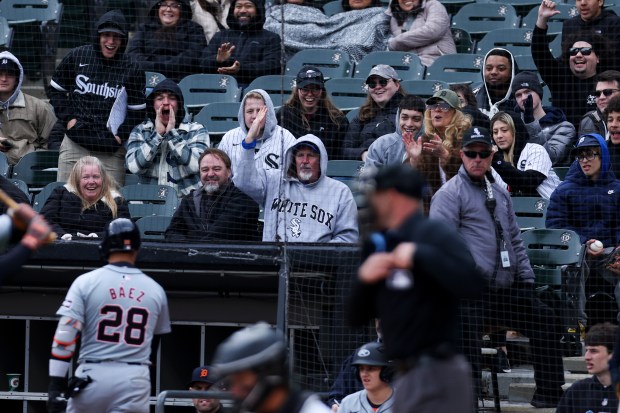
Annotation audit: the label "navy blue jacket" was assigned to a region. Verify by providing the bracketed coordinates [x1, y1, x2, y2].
[546, 134, 620, 246]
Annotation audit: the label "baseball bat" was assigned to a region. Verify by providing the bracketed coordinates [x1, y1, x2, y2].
[0, 188, 57, 242]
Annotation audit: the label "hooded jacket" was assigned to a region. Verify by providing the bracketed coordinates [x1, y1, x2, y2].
[364, 108, 411, 169]
[200, 0, 282, 86]
[218, 89, 296, 174]
[342, 94, 402, 160]
[532, 25, 597, 128]
[164, 181, 260, 242]
[430, 166, 535, 288]
[579, 108, 607, 139]
[524, 105, 576, 166]
[125, 79, 211, 196]
[386, 0, 455, 67]
[546, 134, 620, 246]
[233, 134, 359, 242]
[338, 388, 395, 413]
[0, 51, 56, 165]
[492, 112, 560, 198]
[474, 48, 518, 118]
[126, 0, 206, 82]
[49, 10, 146, 153]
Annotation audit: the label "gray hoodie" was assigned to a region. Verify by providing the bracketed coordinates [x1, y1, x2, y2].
[218, 89, 296, 173]
[233, 134, 359, 243]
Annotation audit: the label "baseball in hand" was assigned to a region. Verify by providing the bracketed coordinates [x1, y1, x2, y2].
[590, 240, 604, 253]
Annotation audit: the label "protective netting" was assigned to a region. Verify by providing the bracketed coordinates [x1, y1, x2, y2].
[1, 0, 620, 410]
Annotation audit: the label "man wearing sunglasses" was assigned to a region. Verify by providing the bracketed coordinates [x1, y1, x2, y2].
[430, 127, 566, 408]
[579, 70, 620, 137]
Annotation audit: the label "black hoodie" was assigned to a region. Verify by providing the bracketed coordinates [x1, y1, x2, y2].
[146, 78, 186, 126]
[48, 10, 146, 153]
[200, 0, 282, 86]
[126, 0, 206, 82]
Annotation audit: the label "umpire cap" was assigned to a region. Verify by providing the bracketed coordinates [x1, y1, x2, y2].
[372, 165, 427, 199]
[99, 218, 141, 258]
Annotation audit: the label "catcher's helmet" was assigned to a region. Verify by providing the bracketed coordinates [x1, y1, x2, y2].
[212, 322, 286, 377]
[99, 218, 141, 258]
[352, 341, 394, 383]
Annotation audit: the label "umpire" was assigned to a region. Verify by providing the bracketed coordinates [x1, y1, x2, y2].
[347, 165, 486, 413]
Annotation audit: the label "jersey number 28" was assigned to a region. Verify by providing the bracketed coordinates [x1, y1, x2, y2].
[97, 305, 149, 345]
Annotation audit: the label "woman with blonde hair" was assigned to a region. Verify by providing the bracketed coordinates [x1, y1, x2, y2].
[40, 156, 130, 240]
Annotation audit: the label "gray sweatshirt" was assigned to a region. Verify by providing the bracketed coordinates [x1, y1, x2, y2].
[339, 388, 394, 413]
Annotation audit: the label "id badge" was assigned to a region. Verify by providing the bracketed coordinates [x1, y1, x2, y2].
[500, 250, 511, 268]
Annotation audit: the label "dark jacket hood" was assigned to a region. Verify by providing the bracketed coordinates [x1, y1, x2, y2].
[565, 133, 614, 183]
[147, 0, 192, 23]
[539, 106, 568, 127]
[94, 10, 129, 56]
[146, 78, 186, 125]
[226, 0, 266, 31]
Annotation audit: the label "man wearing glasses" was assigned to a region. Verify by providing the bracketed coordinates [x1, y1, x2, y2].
[579, 70, 620, 137]
[430, 127, 566, 408]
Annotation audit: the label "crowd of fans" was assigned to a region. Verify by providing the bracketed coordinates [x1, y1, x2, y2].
[3, 0, 620, 408]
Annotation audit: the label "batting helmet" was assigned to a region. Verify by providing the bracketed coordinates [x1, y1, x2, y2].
[99, 218, 141, 258]
[352, 341, 394, 383]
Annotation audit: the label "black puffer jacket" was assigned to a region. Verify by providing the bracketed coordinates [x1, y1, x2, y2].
[126, 0, 206, 82]
[200, 0, 282, 86]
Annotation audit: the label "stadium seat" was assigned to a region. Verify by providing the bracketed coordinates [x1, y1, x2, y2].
[451, 27, 475, 54]
[10, 150, 59, 191]
[500, 0, 544, 15]
[476, 28, 534, 56]
[193, 102, 241, 142]
[353, 51, 425, 81]
[32, 181, 64, 212]
[10, 179, 29, 198]
[285, 49, 353, 79]
[441, 0, 475, 15]
[178, 74, 240, 115]
[145, 71, 166, 96]
[401, 80, 450, 99]
[346, 108, 360, 123]
[326, 160, 364, 178]
[120, 184, 179, 221]
[425, 54, 485, 84]
[511, 196, 548, 231]
[324, 78, 368, 111]
[521, 3, 579, 35]
[245, 75, 296, 108]
[549, 33, 562, 59]
[0, 17, 14, 50]
[553, 166, 569, 180]
[514, 54, 537, 73]
[136, 215, 173, 241]
[124, 172, 141, 186]
[322, 0, 344, 16]
[0, 152, 10, 178]
[451, 3, 520, 40]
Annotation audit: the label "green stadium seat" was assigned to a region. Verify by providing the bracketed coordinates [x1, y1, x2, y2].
[32, 181, 65, 212]
[178, 74, 241, 116]
[451, 3, 520, 41]
[425, 54, 485, 84]
[549, 33, 562, 59]
[521, 3, 579, 35]
[0, 152, 10, 178]
[285, 49, 353, 79]
[451, 27, 475, 54]
[512, 196, 549, 231]
[10, 179, 29, 198]
[322, 0, 344, 16]
[401, 80, 450, 99]
[324, 78, 368, 111]
[514, 54, 537, 73]
[120, 184, 179, 221]
[136, 215, 173, 241]
[245, 75, 296, 108]
[346, 108, 360, 123]
[10, 150, 59, 191]
[553, 166, 569, 180]
[193, 102, 241, 141]
[353, 51, 425, 81]
[0, 17, 14, 50]
[326, 160, 364, 178]
[476, 28, 534, 56]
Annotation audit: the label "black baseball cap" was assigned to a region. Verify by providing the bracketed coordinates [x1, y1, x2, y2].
[372, 165, 427, 199]
[296, 66, 325, 89]
[188, 365, 219, 387]
[461, 127, 493, 148]
[0, 58, 19, 76]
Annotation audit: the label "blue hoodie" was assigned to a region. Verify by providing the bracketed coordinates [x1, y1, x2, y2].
[546, 134, 620, 246]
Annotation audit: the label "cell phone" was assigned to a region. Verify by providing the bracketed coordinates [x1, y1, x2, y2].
[0, 140, 14, 149]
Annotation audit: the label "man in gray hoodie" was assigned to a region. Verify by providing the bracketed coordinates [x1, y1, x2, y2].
[233, 107, 358, 242]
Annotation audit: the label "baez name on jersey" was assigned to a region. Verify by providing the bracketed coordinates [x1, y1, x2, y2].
[74, 74, 122, 98]
[109, 287, 145, 302]
[271, 198, 334, 229]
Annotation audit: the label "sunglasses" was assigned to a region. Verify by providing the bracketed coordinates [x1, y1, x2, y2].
[575, 151, 599, 161]
[463, 150, 493, 159]
[426, 102, 452, 112]
[594, 88, 620, 97]
[366, 78, 390, 89]
[569, 47, 593, 56]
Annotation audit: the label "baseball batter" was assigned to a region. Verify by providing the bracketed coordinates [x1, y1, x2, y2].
[47, 218, 171, 413]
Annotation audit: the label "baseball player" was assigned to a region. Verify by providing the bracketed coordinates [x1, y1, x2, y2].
[46, 218, 172, 413]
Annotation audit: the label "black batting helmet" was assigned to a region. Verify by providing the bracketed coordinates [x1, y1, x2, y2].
[99, 218, 141, 258]
[352, 341, 394, 383]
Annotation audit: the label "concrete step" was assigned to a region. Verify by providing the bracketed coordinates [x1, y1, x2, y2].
[563, 356, 587, 373]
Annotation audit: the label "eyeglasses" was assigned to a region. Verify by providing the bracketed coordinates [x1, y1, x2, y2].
[569, 47, 593, 56]
[299, 87, 322, 95]
[575, 150, 599, 161]
[594, 88, 620, 97]
[366, 78, 390, 89]
[463, 150, 493, 159]
[426, 102, 452, 112]
[158, 1, 182, 9]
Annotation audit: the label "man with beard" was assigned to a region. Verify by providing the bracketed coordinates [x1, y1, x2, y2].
[164, 148, 260, 242]
[188, 366, 228, 413]
[200, 0, 281, 87]
[474, 48, 518, 118]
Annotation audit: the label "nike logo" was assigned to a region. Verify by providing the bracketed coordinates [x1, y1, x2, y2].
[232, 143, 240, 146]
[79, 64, 88, 67]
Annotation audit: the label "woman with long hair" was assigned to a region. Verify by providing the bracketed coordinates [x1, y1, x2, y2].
[278, 66, 348, 160]
[342, 65, 406, 160]
[490, 111, 560, 198]
[40, 156, 130, 239]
